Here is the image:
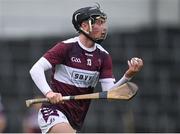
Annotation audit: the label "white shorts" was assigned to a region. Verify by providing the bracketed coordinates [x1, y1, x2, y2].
[38, 107, 69, 133]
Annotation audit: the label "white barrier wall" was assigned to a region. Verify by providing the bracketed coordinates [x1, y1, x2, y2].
[0, 0, 179, 38]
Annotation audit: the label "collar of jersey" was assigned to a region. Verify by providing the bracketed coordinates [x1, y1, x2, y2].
[77, 37, 97, 52]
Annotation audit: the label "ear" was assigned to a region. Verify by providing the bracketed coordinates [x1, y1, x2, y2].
[81, 22, 89, 31]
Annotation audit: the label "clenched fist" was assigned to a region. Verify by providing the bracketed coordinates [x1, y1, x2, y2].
[125, 57, 143, 78]
[45, 91, 64, 104]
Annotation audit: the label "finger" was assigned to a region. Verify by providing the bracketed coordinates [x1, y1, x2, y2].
[53, 96, 59, 104]
[130, 59, 138, 66]
[138, 59, 143, 66]
[130, 59, 140, 71]
[61, 101, 65, 104]
[134, 58, 143, 65]
[55, 93, 64, 104]
[132, 59, 138, 65]
[128, 60, 131, 67]
[55, 94, 62, 103]
[49, 99, 56, 104]
[132, 58, 143, 67]
[47, 97, 54, 104]
[133, 58, 143, 69]
[133, 57, 139, 61]
[49, 95, 59, 104]
[133, 57, 141, 62]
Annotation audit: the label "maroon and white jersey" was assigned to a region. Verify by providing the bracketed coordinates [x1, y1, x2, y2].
[43, 36, 114, 130]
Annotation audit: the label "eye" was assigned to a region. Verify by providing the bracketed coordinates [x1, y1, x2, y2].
[95, 19, 106, 25]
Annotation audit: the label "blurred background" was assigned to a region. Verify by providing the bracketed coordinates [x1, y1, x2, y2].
[0, 0, 180, 132]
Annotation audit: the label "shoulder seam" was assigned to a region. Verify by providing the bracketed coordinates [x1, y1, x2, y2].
[62, 37, 78, 44]
[96, 44, 109, 54]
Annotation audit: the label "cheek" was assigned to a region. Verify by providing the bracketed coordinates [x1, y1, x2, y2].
[92, 26, 101, 34]
[93, 23, 107, 33]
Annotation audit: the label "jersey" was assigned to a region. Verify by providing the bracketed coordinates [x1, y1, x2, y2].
[42, 36, 114, 130]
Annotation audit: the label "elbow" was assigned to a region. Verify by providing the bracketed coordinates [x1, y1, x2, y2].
[29, 65, 36, 77]
[29, 67, 34, 78]
[29, 63, 45, 78]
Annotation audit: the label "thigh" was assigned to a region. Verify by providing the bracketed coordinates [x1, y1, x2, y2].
[38, 107, 75, 133]
[48, 122, 76, 133]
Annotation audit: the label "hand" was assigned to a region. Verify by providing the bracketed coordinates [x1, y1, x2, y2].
[45, 91, 64, 104]
[125, 57, 143, 78]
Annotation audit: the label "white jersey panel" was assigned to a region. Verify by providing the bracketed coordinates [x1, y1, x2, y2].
[54, 64, 100, 88]
[62, 37, 78, 43]
[96, 44, 109, 54]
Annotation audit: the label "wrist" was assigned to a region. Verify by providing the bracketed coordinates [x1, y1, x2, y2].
[125, 69, 136, 79]
[123, 74, 132, 81]
[45, 90, 53, 97]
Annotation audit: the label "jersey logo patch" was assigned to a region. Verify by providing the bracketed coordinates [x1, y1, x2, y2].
[87, 59, 92, 66]
[71, 57, 81, 63]
[41, 107, 59, 122]
[72, 71, 94, 85]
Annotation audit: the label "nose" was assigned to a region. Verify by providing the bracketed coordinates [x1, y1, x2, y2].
[102, 23, 107, 31]
[102, 25, 107, 33]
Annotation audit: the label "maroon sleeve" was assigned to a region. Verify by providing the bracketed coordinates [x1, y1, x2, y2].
[43, 42, 68, 65]
[99, 54, 114, 79]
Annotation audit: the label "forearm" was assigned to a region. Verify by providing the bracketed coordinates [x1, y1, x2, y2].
[29, 57, 52, 95]
[111, 75, 131, 89]
[101, 75, 131, 91]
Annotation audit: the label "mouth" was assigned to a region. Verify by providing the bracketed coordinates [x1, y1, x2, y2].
[101, 32, 107, 38]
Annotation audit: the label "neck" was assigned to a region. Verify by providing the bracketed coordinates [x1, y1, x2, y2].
[79, 34, 95, 48]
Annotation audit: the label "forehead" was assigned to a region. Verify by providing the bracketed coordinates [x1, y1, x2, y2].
[95, 17, 107, 23]
[95, 15, 107, 20]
